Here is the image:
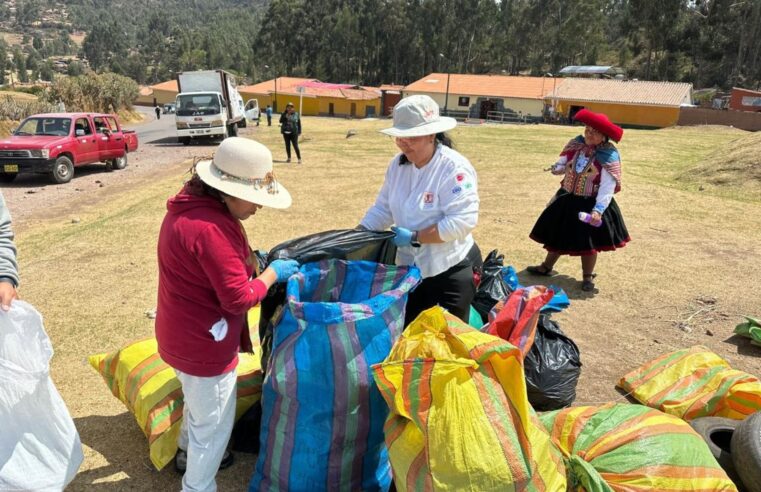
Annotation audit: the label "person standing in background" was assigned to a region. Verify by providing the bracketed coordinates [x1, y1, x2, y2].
[527, 109, 630, 292]
[0, 191, 19, 312]
[280, 102, 302, 163]
[265, 105, 273, 127]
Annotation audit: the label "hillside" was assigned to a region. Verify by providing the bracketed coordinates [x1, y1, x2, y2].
[0, 0, 270, 85]
[3, 0, 760, 89]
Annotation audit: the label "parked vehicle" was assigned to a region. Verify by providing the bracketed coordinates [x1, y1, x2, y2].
[162, 103, 176, 114]
[245, 99, 260, 122]
[0, 113, 139, 184]
[175, 70, 245, 145]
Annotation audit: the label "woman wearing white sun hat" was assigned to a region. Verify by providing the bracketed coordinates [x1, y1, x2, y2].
[155, 137, 299, 492]
[360, 95, 482, 327]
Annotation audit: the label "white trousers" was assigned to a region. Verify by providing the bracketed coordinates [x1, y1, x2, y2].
[175, 369, 237, 492]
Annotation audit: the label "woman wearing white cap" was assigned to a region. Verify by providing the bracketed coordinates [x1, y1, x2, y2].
[360, 95, 481, 327]
[155, 137, 299, 491]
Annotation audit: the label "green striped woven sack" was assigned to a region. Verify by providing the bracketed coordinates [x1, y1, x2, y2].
[89, 337, 262, 470]
[539, 403, 737, 491]
[618, 345, 761, 420]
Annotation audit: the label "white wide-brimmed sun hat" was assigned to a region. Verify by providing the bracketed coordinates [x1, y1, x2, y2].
[380, 94, 457, 138]
[196, 137, 292, 209]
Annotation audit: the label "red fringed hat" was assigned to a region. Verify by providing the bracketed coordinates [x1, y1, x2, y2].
[574, 109, 624, 142]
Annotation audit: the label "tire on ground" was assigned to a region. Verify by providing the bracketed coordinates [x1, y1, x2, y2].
[112, 151, 128, 170]
[690, 416, 744, 488]
[731, 411, 761, 492]
[51, 155, 74, 184]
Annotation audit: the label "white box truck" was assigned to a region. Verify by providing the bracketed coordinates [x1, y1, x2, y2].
[175, 70, 246, 145]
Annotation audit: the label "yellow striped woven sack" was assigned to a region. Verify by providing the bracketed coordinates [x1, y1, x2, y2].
[88, 334, 263, 470]
[539, 404, 737, 491]
[617, 345, 761, 420]
[372, 307, 566, 491]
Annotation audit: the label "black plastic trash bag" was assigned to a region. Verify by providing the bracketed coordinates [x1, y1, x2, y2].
[231, 401, 262, 454]
[258, 229, 397, 373]
[525, 314, 582, 411]
[472, 249, 511, 323]
[266, 229, 396, 264]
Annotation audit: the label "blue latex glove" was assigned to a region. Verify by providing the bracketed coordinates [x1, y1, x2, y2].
[269, 259, 300, 283]
[391, 226, 415, 247]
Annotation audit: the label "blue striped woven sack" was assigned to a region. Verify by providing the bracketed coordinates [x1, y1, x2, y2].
[250, 259, 421, 492]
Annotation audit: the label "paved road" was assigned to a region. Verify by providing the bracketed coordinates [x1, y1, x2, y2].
[127, 106, 177, 145]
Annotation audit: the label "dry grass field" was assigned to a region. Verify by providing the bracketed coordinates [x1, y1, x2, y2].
[11, 118, 761, 490]
[0, 90, 39, 101]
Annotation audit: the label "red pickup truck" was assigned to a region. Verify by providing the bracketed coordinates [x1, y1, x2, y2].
[0, 112, 139, 184]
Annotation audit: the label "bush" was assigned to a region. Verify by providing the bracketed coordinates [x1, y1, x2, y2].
[47, 71, 139, 113]
[0, 95, 57, 121]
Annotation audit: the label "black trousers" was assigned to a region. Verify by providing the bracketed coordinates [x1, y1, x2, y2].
[403, 243, 483, 328]
[267, 115, 272, 126]
[283, 133, 301, 160]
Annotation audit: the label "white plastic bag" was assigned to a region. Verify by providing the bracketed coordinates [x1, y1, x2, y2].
[0, 301, 84, 491]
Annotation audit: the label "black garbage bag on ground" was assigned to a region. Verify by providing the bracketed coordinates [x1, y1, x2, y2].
[258, 229, 397, 373]
[525, 314, 582, 411]
[472, 249, 511, 323]
[231, 401, 262, 454]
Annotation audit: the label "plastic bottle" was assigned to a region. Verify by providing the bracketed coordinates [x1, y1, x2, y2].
[578, 212, 603, 227]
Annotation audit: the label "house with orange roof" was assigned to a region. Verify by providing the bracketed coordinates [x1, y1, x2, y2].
[547, 78, 693, 128]
[139, 75, 383, 118]
[238, 77, 316, 113]
[149, 80, 180, 105]
[403, 73, 563, 120]
[135, 86, 157, 106]
[134, 80, 180, 106]
[239, 78, 382, 117]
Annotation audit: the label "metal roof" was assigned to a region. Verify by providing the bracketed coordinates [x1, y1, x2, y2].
[559, 66, 625, 76]
[549, 78, 693, 107]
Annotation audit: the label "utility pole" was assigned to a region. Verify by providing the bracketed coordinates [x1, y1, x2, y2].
[439, 53, 450, 115]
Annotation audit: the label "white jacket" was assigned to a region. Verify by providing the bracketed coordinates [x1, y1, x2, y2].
[361, 144, 479, 278]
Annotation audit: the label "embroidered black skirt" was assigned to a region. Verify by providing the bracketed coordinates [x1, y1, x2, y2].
[529, 189, 630, 256]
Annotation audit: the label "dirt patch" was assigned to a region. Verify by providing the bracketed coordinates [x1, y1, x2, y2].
[118, 109, 146, 124]
[69, 31, 86, 46]
[1, 31, 23, 46]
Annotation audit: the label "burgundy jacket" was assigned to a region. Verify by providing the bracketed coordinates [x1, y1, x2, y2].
[155, 184, 267, 376]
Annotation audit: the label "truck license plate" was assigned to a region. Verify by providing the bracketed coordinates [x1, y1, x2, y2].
[3, 164, 18, 173]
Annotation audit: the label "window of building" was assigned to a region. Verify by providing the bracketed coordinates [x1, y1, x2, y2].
[458, 96, 470, 107]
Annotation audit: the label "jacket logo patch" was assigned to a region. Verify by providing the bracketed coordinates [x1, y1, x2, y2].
[456, 173, 465, 182]
[423, 192, 434, 204]
[452, 186, 462, 194]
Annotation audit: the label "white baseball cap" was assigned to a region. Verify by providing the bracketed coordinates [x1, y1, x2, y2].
[380, 95, 457, 138]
